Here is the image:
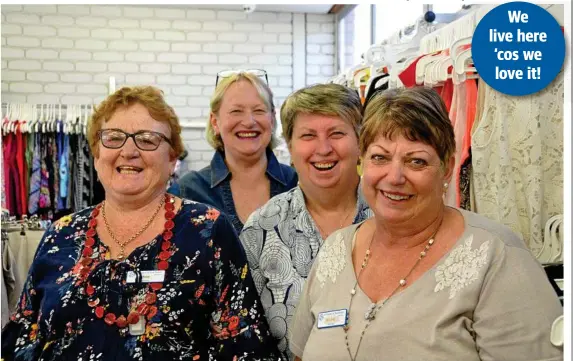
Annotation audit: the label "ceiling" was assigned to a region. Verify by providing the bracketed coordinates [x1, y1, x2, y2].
[186, 4, 334, 14]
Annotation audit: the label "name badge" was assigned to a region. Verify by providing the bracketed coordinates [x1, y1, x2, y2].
[126, 270, 165, 284]
[317, 309, 348, 329]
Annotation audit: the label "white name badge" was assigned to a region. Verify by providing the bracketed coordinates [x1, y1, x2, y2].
[126, 270, 165, 284]
[317, 309, 348, 329]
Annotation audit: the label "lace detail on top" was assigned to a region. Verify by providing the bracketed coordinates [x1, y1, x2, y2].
[471, 74, 563, 261]
[434, 235, 490, 299]
[316, 232, 347, 289]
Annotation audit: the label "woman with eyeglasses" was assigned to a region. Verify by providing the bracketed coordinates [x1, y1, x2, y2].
[170, 70, 298, 233]
[1, 86, 282, 361]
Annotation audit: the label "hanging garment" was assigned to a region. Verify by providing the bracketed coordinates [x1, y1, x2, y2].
[38, 135, 51, 211]
[444, 83, 464, 207]
[440, 76, 454, 113]
[445, 78, 478, 208]
[397, 54, 425, 87]
[2, 236, 22, 317]
[2, 229, 44, 315]
[3, 133, 22, 217]
[80, 136, 92, 209]
[1, 230, 12, 327]
[25, 130, 34, 199]
[74, 135, 86, 211]
[457, 79, 478, 207]
[65, 134, 73, 211]
[28, 133, 42, 215]
[57, 132, 68, 211]
[47, 134, 58, 212]
[15, 124, 28, 216]
[471, 73, 564, 258]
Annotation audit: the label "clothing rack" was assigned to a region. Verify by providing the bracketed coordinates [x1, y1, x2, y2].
[1, 213, 48, 232]
[1, 106, 105, 220]
[2, 103, 94, 136]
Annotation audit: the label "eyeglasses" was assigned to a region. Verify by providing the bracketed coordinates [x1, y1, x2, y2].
[215, 69, 268, 86]
[97, 128, 172, 151]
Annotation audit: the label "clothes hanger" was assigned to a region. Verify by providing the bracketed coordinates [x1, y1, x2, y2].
[28, 104, 37, 134]
[539, 215, 560, 262]
[84, 105, 93, 134]
[66, 104, 72, 134]
[21, 104, 29, 133]
[2, 104, 11, 135]
[41, 104, 48, 133]
[51, 104, 58, 132]
[549, 216, 563, 263]
[37, 104, 45, 133]
[58, 104, 63, 134]
[416, 51, 442, 85]
[10, 104, 22, 133]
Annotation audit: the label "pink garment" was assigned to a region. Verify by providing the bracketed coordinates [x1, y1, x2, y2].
[15, 124, 28, 215]
[3, 132, 22, 216]
[445, 78, 477, 207]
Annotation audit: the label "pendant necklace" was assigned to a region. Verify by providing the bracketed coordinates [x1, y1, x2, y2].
[314, 204, 355, 240]
[344, 215, 444, 361]
[80, 193, 177, 336]
[101, 196, 165, 260]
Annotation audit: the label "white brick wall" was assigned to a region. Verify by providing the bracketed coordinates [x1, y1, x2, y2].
[306, 13, 335, 85]
[1, 5, 335, 171]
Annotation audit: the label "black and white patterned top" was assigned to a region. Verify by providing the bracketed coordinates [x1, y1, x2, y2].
[239, 186, 373, 360]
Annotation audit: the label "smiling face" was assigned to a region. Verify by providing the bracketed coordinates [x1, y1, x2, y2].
[361, 133, 454, 225]
[289, 113, 360, 193]
[210, 80, 273, 159]
[94, 102, 176, 203]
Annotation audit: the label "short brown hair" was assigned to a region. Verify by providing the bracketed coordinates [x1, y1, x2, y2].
[87, 86, 184, 159]
[206, 72, 278, 152]
[360, 87, 455, 164]
[280, 83, 362, 144]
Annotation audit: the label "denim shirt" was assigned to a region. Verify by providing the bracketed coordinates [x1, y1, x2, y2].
[169, 149, 298, 233]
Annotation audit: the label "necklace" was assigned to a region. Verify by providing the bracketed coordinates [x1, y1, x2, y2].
[344, 216, 444, 361]
[313, 204, 355, 239]
[81, 193, 177, 336]
[101, 196, 165, 260]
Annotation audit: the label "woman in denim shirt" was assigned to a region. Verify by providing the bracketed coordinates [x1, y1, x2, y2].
[170, 71, 297, 233]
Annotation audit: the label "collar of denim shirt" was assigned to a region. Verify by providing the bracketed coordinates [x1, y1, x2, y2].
[210, 148, 290, 188]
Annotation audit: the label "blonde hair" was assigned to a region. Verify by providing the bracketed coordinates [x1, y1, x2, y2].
[280, 83, 363, 144]
[87, 85, 184, 158]
[360, 87, 455, 165]
[206, 72, 278, 152]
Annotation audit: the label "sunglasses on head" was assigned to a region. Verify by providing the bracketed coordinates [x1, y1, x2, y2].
[215, 69, 269, 86]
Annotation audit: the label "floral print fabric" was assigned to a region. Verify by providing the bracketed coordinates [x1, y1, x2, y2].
[1, 200, 281, 361]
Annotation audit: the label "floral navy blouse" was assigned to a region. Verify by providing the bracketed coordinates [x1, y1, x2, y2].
[1, 199, 282, 361]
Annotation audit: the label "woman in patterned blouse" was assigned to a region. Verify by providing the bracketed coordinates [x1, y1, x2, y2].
[289, 87, 562, 361]
[239, 84, 373, 360]
[1, 86, 281, 361]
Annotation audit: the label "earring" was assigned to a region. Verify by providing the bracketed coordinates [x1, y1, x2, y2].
[443, 182, 449, 192]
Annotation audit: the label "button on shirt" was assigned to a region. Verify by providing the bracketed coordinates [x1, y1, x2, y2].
[169, 149, 298, 233]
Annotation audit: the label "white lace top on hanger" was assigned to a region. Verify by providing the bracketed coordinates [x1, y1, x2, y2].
[471, 73, 564, 260]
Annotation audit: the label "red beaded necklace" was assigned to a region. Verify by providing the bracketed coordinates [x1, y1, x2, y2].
[79, 193, 176, 332]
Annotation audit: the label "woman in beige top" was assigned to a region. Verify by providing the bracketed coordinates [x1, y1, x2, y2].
[289, 87, 563, 361]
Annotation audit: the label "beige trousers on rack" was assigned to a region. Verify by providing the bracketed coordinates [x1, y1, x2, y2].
[2, 230, 45, 319]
